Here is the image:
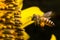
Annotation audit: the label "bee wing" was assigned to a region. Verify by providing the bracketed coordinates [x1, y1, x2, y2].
[44, 11, 52, 19]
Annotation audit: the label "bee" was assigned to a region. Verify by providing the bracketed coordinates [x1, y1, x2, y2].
[32, 11, 55, 27]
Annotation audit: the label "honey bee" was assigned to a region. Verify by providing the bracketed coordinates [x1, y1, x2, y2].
[32, 11, 55, 27]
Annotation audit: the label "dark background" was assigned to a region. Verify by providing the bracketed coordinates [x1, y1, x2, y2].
[22, 0, 60, 40]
